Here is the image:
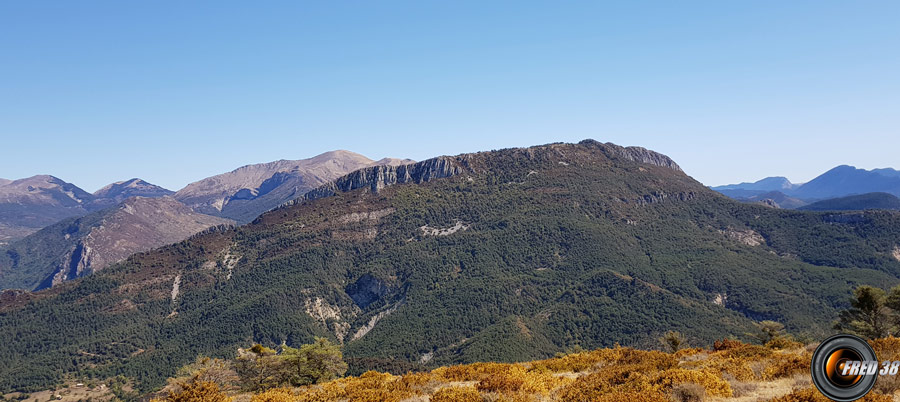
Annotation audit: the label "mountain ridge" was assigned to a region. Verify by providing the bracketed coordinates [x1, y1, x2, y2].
[2, 140, 898, 393]
[0, 196, 234, 291]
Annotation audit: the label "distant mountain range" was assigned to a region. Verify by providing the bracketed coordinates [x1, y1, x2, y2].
[712, 165, 900, 209]
[174, 150, 413, 223]
[3, 140, 900, 394]
[0, 151, 411, 290]
[0, 197, 233, 291]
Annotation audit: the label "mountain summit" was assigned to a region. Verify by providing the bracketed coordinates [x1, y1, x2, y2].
[2, 140, 898, 393]
[90, 178, 174, 209]
[174, 150, 413, 222]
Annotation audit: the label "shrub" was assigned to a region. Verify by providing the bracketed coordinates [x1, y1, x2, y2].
[762, 353, 811, 380]
[153, 381, 231, 402]
[661, 331, 687, 353]
[670, 382, 706, 402]
[585, 391, 670, 402]
[650, 369, 731, 397]
[713, 338, 744, 351]
[766, 337, 803, 350]
[770, 387, 892, 402]
[870, 337, 900, 362]
[431, 386, 482, 402]
[251, 388, 295, 402]
[281, 337, 348, 386]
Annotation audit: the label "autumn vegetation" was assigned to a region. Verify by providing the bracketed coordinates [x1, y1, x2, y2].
[150, 329, 900, 402]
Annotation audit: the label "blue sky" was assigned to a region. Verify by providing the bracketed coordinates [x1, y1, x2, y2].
[1, 1, 898, 192]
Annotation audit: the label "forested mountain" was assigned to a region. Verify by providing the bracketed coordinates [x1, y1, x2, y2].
[2, 140, 900, 394]
[0, 197, 233, 291]
[0, 176, 174, 245]
[799, 192, 900, 211]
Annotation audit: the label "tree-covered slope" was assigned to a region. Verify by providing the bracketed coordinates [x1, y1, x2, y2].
[799, 192, 900, 211]
[2, 140, 900, 393]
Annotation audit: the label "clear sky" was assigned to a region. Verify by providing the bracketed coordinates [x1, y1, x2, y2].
[1, 1, 898, 192]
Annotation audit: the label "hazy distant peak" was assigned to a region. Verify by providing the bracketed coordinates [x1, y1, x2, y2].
[872, 168, 900, 178]
[373, 157, 416, 166]
[93, 178, 172, 198]
[174, 150, 411, 222]
[0, 178, 11, 186]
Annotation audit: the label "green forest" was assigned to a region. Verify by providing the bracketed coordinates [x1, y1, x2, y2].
[2, 141, 900, 394]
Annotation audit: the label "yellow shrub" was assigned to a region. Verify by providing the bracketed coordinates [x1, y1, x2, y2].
[154, 381, 232, 402]
[650, 369, 732, 397]
[530, 347, 677, 373]
[871, 337, 900, 362]
[294, 381, 345, 402]
[431, 386, 482, 402]
[762, 352, 811, 380]
[766, 337, 803, 350]
[770, 387, 892, 402]
[555, 364, 658, 400]
[590, 392, 670, 402]
[399, 371, 433, 387]
[684, 355, 755, 381]
[674, 348, 704, 359]
[433, 362, 516, 381]
[251, 388, 295, 402]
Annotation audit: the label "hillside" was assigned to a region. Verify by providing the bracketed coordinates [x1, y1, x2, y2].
[174, 150, 413, 223]
[2, 140, 900, 393]
[138, 338, 900, 402]
[0, 197, 233, 291]
[0, 176, 174, 245]
[0, 175, 95, 244]
[799, 192, 900, 211]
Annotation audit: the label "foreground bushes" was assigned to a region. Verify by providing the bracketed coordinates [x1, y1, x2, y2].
[158, 338, 900, 401]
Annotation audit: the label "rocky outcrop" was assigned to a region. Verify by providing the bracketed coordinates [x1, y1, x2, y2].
[634, 191, 696, 205]
[822, 212, 870, 224]
[579, 140, 682, 172]
[43, 242, 94, 288]
[720, 228, 766, 247]
[174, 150, 413, 223]
[283, 157, 464, 207]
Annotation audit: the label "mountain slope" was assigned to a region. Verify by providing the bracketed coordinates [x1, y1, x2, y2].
[799, 192, 900, 211]
[0, 175, 94, 244]
[174, 151, 413, 223]
[0, 197, 233, 291]
[712, 176, 797, 192]
[89, 179, 174, 209]
[2, 140, 900, 393]
[792, 165, 900, 199]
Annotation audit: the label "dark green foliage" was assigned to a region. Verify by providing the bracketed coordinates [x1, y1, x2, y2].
[1, 142, 900, 393]
[799, 192, 900, 211]
[281, 337, 348, 386]
[835, 286, 894, 339]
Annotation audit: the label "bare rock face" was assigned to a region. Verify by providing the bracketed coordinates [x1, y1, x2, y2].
[296, 157, 462, 203]
[579, 139, 683, 172]
[174, 150, 413, 223]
